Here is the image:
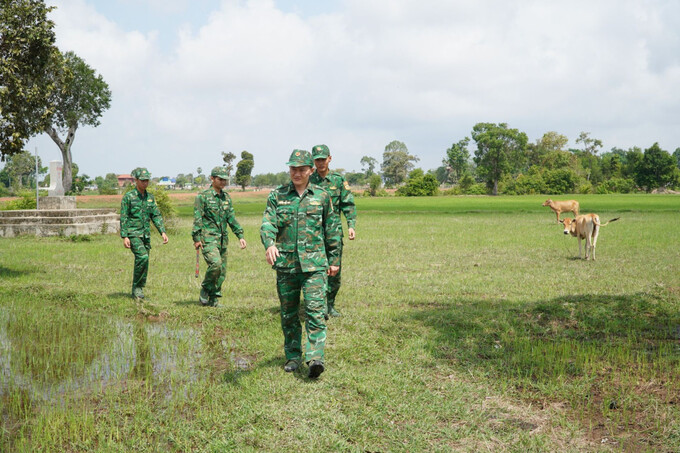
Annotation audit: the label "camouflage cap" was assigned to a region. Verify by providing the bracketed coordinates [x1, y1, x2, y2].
[211, 166, 229, 179]
[134, 168, 151, 180]
[311, 144, 330, 159]
[286, 149, 313, 167]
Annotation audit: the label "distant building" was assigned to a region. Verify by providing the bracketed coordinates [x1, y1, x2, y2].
[117, 174, 134, 187]
[157, 177, 176, 190]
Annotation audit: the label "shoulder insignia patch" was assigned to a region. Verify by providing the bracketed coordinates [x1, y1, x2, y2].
[343, 181, 350, 190]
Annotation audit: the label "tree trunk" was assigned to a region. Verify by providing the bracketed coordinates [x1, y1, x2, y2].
[493, 178, 498, 196]
[45, 124, 77, 194]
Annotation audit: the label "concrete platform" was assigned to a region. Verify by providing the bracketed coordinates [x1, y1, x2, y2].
[0, 209, 120, 238]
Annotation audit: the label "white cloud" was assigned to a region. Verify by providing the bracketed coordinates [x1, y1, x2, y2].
[24, 0, 680, 178]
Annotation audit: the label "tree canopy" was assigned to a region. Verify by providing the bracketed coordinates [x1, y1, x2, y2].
[635, 142, 679, 191]
[43, 50, 111, 193]
[443, 137, 470, 183]
[381, 140, 419, 186]
[221, 151, 236, 185]
[472, 122, 528, 195]
[0, 0, 59, 158]
[235, 151, 254, 191]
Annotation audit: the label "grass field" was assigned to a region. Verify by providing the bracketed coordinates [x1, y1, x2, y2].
[1, 193, 679, 451]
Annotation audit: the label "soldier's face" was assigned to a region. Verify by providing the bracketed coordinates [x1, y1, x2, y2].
[289, 166, 312, 186]
[314, 156, 331, 173]
[136, 179, 149, 192]
[211, 176, 227, 191]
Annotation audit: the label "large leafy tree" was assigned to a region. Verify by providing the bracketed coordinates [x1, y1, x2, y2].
[235, 150, 254, 191]
[635, 143, 679, 191]
[471, 122, 528, 195]
[221, 151, 236, 185]
[527, 131, 568, 167]
[443, 137, 470, 183]
[381, 140, 418, 186]
[360, 155, 378, 176]
[0, 150, 44, 188]
[0, 0, 59, 158]
[44, 51, 111, 193]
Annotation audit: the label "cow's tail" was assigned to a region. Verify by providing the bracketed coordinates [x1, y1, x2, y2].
[595, 217, 620, 227]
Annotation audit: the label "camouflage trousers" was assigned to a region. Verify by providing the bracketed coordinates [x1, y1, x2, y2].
[276, 270, 327, 363]
[327, 242, 343, 310]
[201, 241, 228, 299]
[129, 236, 151, 291]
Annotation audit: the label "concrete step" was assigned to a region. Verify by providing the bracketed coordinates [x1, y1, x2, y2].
[0, 208, 117, 218]
[0, 221, 120, 238]
[0, 214, 119, 225]
[0, 208, 120, 237]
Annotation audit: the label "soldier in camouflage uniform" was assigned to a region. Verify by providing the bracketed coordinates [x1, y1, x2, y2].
[192, 166, 247, 307]
[120, 168, 169, 299]
[310, 144, 357, 318]
[260, 149, 341, 379]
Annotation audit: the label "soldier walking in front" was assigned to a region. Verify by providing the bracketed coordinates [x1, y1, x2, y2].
[120, 168, 169, 299]
[260, 150, 341, 379]
[310, 144, 357, 318]
[192, 166, 247, 307]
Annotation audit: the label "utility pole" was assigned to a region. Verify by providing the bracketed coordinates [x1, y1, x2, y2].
[35, 147, 39, 209]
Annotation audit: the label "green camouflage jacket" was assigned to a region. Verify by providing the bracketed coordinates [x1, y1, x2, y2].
[120, 188, 166, 238]
[309, 171, 356, 231]
[192, 187, 244, 245]
[260, 182, 341, 273]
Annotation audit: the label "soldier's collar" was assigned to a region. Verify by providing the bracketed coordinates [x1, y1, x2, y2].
[286, 181, 314, 195]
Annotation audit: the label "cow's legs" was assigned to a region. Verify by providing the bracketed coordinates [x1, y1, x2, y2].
[591, 226, 599, 261]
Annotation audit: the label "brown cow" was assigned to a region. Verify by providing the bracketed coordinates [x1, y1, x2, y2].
[560, 214, 619, 260]
[543, 199, 579, 223]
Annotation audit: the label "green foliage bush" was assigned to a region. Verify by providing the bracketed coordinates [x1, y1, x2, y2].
[464, 183, 489, 195]
[502, 167, 545, 195]
[99, 185, 118, 195]
[396, 169, 439, 196]
[578, 182, 593, 194]
[364, 174, 388, 197]
[543, 169, 578, 194]
[1, 191, 37, 210]
[596, 177, 636, 194]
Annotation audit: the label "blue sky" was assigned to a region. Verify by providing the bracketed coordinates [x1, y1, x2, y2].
[16, 0, 680, 179]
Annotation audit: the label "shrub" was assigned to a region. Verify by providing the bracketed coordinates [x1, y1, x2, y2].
[544, 169, 577, 194]
[396, 170, 439, 196]
[503, 169, 546, 195]
[99, 185, 118, 195]
[367, 174, 383, 196]
[596, 178, 636, 194]
[464, 183, 489, 195]
[578, 182, 593, 194]
[1, 192, 37, 210]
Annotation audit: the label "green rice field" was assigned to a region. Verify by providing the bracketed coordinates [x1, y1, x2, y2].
[1, 193, 679, 451]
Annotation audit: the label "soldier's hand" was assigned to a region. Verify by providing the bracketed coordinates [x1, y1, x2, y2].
[194, 241, 203, 250]
[239, 238, 247, 249]
[348, 228, 356, 240]
[265, 245, 280, 265]
[161, 232, 169, 244]
[328, 265, 340, 276]
[123, 237, 131, 249]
